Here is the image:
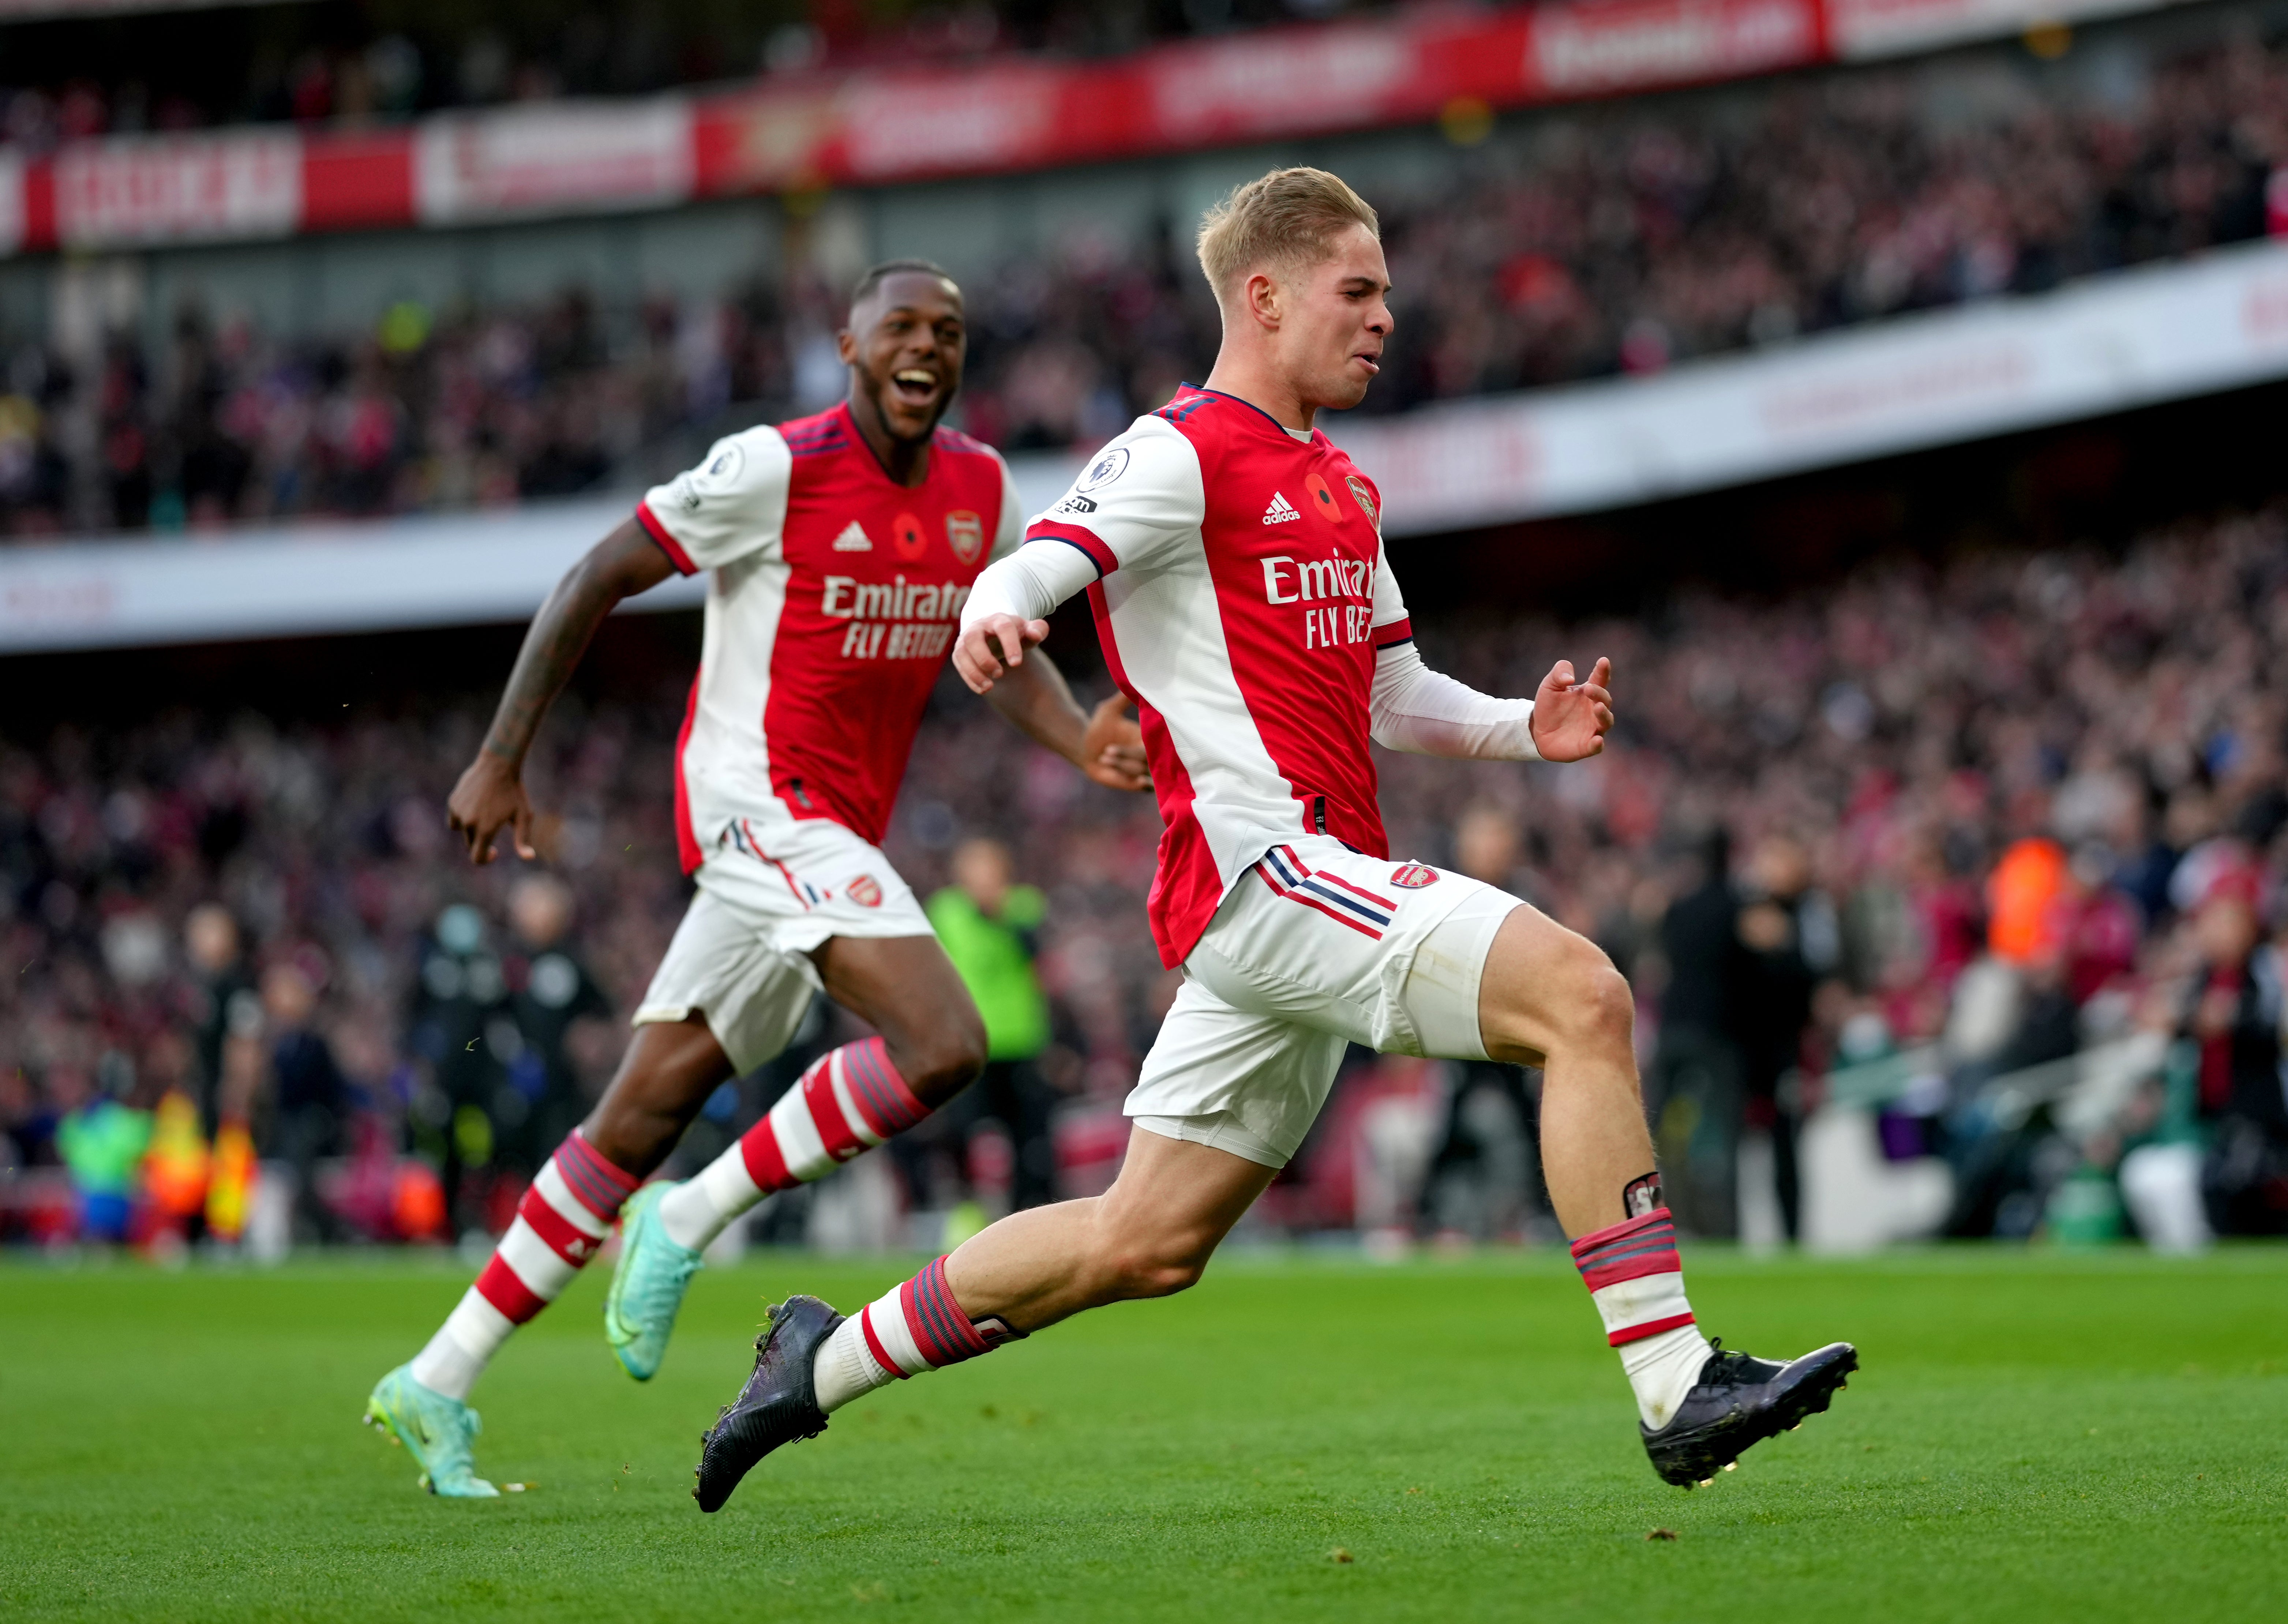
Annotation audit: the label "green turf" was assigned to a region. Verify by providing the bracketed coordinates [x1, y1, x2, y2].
[5, 1245, 2284, 1621]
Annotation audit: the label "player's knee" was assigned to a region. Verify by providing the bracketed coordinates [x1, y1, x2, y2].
[1548, 942, 1634, 1055]
[1094, 1228, 1212, 1301]
[897, 1017, 987, 1103]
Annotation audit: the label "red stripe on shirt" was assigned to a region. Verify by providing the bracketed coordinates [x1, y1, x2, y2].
[1372, 616, 1414, 648]
[1026, 521, 1118, 577]
[635, 501, 698, 576]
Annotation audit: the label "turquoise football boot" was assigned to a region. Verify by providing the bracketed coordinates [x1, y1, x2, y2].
[604, 1180, 705, 1381]
[364, 1364, 500, 1498]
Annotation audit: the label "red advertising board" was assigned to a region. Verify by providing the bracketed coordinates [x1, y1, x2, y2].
[0, 0, 2184, 254]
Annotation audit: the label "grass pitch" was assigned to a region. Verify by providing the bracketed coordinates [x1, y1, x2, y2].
[5, 1245, 2283, 1622]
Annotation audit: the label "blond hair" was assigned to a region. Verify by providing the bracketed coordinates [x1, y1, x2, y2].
[1195, 167, 1379, 305]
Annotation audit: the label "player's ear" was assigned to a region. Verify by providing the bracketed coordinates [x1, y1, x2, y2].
[1245, 271, 1283, 330]
[836, 327, 858, 365]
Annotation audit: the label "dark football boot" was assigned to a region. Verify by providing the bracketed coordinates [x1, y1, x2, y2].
[693, 1295, 844, 1512]
[1642, 1338, 1857, 1487]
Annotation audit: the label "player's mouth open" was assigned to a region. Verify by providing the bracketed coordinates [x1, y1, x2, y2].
[891, 369, 939, 404]
[1353, 353, 1381, 374]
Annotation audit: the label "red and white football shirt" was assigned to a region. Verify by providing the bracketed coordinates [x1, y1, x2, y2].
[1023, 386, 1413, 967]
[638, 402, 1020, 872]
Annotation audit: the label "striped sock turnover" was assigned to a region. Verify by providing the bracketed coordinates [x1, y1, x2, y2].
[408, 1130, 640, 1402]
[1570, 1205, 1714, 1430]
[813, 1255, 1025, 1413]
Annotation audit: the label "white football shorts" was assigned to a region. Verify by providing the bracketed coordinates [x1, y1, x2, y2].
[1126, 836, 1523, 1168]
[634, 814, 932, 1075]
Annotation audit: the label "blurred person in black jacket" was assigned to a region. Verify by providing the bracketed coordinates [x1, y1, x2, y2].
[2182, 871, 2288, 1235]
[261, 959, 346, 1245]
[183, 903, 257, 1140]
[501, 875, 611, 1178]
[1423, 803, 1546, 1240]
[1734, 833, 1836, 1242]
[406, 903, 510, 1239]
[1649, 828, 1748, 1237]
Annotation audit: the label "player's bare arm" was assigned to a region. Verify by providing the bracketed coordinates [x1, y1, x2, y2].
[983, 654, 1149, 792]
[447, 520, 676, 864]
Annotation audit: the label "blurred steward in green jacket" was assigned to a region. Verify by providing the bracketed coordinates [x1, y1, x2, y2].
[926, 838, 1059, 1211]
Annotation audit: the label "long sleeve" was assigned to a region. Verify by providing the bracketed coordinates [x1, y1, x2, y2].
[1370, 641, 1540, 761]
[960, 537, 1102, 628]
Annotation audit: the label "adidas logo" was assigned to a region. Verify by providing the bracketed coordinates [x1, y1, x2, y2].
[831, 521, 873, 552]
[1262, 492, 1301, 525]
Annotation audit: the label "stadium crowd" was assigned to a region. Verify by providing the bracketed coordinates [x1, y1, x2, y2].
[0, 0, 1293, 143]
[1, 19, 2284, 539]
[3, 499, 2284, 1251]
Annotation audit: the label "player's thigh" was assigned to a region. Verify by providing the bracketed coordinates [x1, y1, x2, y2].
[810, 932, 986, 1096]
[1472, 901, 1632, 1068]
[579, 1016, 738, 1171]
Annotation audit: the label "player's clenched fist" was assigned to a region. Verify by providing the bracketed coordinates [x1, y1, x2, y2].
[953, 612, 1049, 693]
[1080, 693, 1150, 792]
[1529, 656, 1616, 762]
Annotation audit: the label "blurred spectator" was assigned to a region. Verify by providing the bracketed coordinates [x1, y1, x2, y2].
[1422, 803, 1546, 1242]
[1733, 832, 1835, 1241]
[183, 903, 256, 1138]
[500, 873, 611, 1174]
[922, 837, 1061, 1218]
[51, 1057, 149, 1243]
[405, 903, 511, 1239]
[1649, 828, 1748, 1236]
[260, 958, 346, 1245]
[2180, 868, 2288, 1233]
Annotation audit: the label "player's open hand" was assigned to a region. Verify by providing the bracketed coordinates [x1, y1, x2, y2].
[447, 753, 538, 864]
[1529, 656, 1615, 762]
[953, 613, 1049, 694]
[1080, 694, 1150, 792]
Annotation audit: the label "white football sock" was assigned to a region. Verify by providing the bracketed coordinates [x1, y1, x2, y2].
[812, 1316, 899, 1413]
[1622, 1322, 1714, 1430]
[656, 1145, 764, 1252]
[409, 1289, 514, 1403]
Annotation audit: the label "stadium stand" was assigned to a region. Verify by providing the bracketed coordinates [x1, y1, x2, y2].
[0, 8, 2279, 539]
[5, 1, 2287, 1257]
[4, 492, 2284, 1245]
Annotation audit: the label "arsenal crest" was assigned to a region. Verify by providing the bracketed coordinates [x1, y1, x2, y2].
[1346, 475, 1378, 526]
[1389, 863, 1439, 889]
[846, 874, 884, 908]
[946, 509, 984, 564]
